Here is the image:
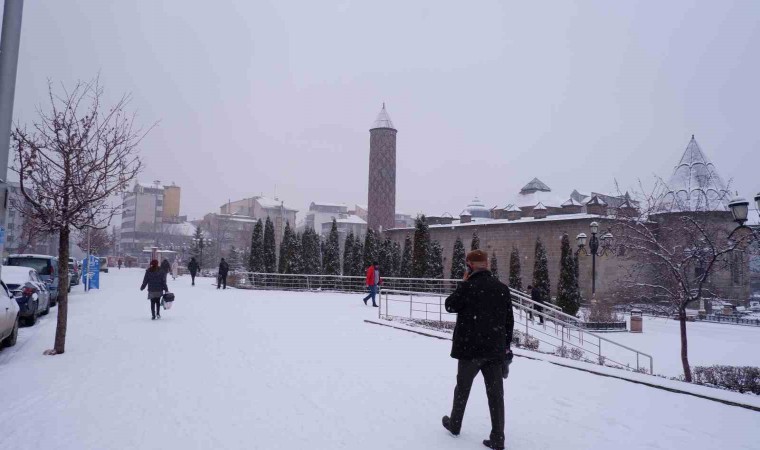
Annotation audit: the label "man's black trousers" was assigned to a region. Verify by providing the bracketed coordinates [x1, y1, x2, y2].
[449, 358, 505, 447]
[218, 274, 227, 289]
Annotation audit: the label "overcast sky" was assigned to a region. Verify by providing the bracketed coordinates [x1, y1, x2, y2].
[7, 0, 760, 222]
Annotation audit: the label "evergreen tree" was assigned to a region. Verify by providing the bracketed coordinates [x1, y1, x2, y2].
[278, 221, 293, 273]
[190, 225, 204, 267]
[399, 235, 413, 277]
[451, 236, 466, 279]
[248, 219, 264, 273]
[343, 231, 355, 275]
[532, 237, 551, 302]
[286, 231, 303, 274]
[301, 228, 321, 275]
[351, 234, 364, 276]
[428, 240, 444, 279]
[263, 217, 277, 273]
[557, 233, 581, 316]
[412, 215, 431, 278]
[490, 252, 499, 279]
[508, 246, 523, 291]
[379, 237, 394, 277]
[471, 231, 480, 251]
[363, 228, 378, 270]
[322, 218, 341, 275]
[391, 241, 402, 278]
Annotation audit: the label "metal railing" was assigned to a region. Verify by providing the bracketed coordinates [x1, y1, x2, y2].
[379, 288, 654, 374]
[231, 271, 460, 294]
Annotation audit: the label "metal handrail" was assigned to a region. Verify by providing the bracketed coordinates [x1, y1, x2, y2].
[379, 288, 654, 374]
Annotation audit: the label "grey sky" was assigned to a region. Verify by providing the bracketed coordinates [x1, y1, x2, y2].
[8, 0, 760, 222]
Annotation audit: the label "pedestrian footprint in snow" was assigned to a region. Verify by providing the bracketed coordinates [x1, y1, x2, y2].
[442, 250, 514, 450]
[140, 259, 169, 320]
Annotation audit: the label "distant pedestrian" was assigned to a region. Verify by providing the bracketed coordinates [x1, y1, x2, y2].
[530, 284, 544, 324]
[362, 262, 381, 307]
[140, 259, 168, 320]
[160, 258, 171, 277]
[171, 259, 179, 280]
[218, 258, 230, 289]
[117, 259, 123, 270]
[442, 250, 514, 450]
[188, 257, 199, 286]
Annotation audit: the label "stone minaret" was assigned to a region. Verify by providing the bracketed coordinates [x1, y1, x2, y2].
[367, 103, 397, 233]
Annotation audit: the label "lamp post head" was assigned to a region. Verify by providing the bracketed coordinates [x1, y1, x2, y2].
[728, 197, 749, 226]
[576, 233, 587, 248]
[590, 221, 599, 235]
[755, 192, 760, 217]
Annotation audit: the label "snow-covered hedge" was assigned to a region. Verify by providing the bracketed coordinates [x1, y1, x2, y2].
[692, 366, 760, 394]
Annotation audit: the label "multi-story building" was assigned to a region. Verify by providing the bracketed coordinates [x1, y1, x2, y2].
[217, 196, 297, 254]
[4, 182, 57, 256]
[303, 202, 348, 233]
[162, 183, 182, 222]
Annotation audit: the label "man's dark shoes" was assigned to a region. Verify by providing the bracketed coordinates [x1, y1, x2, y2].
[441, 416, 459, 436]
[372, 303, 378, 307]
[483, 440, 504, 450]
[363, 298, 368, 305]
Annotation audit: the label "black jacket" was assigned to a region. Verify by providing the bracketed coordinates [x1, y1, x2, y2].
[531, 286, 544, 304]
[141, 267, 168, 293]
[160, 260, 171, 274]
[218, 261, 230, 276]
[445, 270, 514, 360]
[188, 259, 199, 275]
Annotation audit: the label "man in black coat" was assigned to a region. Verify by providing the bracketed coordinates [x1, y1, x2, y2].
[530, 284, 544, 324]
[187, 257, 199, 286]
[160, 258, 171, 276]
[217, 258, 230, 290]
[442, 250, 514, 450]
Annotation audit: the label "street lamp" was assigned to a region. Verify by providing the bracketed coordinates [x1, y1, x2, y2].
[728, 197, 749, 226]
[577, 222, 615, 302]
[755, 192, 760, 216]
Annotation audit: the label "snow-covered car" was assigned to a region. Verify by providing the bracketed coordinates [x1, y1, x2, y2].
[99, 257, 109, 273]
[68, 261, 80, 286]
[2, 266, 51, 326]
[750, 301, 760, 312]
[6, 254, 61, 305]
[0, 280, 19, 349]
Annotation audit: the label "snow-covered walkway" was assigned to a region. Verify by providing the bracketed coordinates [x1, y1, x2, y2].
[0, 269, 757, 450]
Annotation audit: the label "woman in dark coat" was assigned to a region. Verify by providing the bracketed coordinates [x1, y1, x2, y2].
[187, 257, 199, 286]
[141, 259, 168, 320]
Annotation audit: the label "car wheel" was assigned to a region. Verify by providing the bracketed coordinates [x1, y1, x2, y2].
[26, 303, 38, 326]
[42, 300, 51, 316]
[1, 318, 19, 348]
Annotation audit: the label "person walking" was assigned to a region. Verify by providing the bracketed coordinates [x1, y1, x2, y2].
[117, 259, 123, 270]
[188, 257, 199, 286]
[442, 250, 514, 450]
[217, 258, 230, 290]
[171, 259, 179, 281]
[160, 258, 171, 277]
[530, 284, 544, 324]
[140, 259, 168, 320]
[362, 262, 380, 307]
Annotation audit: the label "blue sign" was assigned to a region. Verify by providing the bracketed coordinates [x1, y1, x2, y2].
[82, 255, 100, 290]
[0, 227, 5, 245]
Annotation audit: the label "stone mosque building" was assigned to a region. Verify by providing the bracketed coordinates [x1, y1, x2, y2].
[383, 135, 750, 305]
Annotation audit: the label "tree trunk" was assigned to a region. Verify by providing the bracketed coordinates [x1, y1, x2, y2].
[679, 308, 692, 382]
[52, 226, 71, 354]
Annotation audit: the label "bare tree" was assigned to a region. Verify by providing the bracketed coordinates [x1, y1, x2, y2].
[611, 179, 756, 381]
[76, 227, 111, 256]
[12, 78, 149, 355]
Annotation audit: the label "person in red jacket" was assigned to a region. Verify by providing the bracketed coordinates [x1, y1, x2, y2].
[362, 262, 381, 307]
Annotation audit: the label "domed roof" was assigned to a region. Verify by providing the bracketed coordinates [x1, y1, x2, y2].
[465, 197, 491, 218]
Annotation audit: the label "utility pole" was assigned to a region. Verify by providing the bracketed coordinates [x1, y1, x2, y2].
[0, 0, 24, 279]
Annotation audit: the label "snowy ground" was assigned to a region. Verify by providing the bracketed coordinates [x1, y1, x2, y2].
[0, 269, 758, 450]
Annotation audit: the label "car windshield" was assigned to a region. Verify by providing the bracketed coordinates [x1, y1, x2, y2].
[7, 258, 53, 276]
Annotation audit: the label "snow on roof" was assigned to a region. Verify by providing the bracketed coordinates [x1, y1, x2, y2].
[505, 204, 522, 212]
[135, 181, 164, 190]
[520, 177, 551, 194]
[390, 213, 604, 231]
[255, 196, 298, 211]
[533, 202, 547, 210]
[336, 214, 367, 225]
[586, 195, 607, 206]
[662, 136, 730, 212]
[8, 254, 55, 259]
[311, 202, 348, 209]
[562, 198, 583, 207]
[371, 103, 395, 130]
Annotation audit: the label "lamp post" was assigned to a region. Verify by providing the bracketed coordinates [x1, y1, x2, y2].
[152, 180, 161, 247]
[576, 221, 615, 303]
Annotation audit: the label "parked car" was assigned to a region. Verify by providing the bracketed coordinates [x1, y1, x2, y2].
[99, 257, 109, 273]
[1, 266, 51, 326]
[0, 280, 19, 349]
[7, 254, 61, 305]
[750, 301, 760, 312]
[68, 260, 80, 286]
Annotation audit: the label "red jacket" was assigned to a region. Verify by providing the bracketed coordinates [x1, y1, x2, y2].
[365, 265, 381, 286]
